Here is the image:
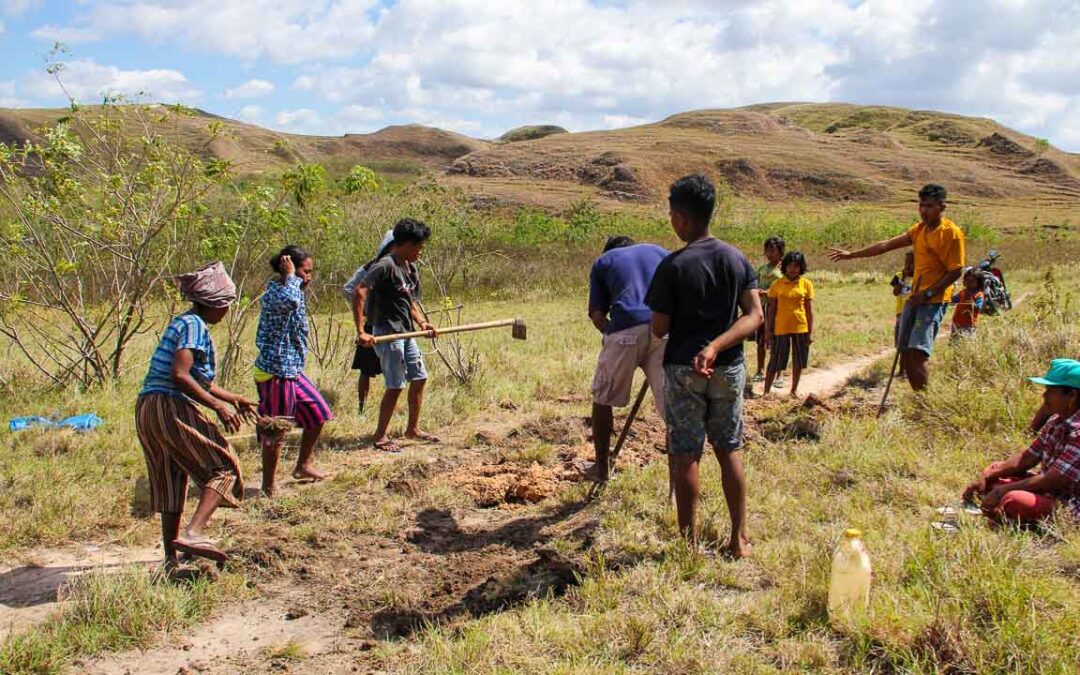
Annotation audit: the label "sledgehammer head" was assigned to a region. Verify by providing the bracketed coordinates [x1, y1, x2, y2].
[512, 318, 527, 340]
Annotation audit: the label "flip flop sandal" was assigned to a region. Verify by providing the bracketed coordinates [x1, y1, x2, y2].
[373, 440, 402, 453]
[172, 538, 228, 563]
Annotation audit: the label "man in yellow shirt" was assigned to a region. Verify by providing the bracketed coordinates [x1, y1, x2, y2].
[828, 184, 965, 390]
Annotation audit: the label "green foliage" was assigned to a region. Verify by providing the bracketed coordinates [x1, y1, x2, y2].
[1034, 138, 1050, 155]
[341, 165, 380, 194]
[282, 163, 328, 209]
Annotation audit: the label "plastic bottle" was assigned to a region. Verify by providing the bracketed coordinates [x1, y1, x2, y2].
[827, 528, 872, 621]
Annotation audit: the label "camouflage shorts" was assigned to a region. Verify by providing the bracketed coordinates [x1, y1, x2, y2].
[663, 363, 745, 456]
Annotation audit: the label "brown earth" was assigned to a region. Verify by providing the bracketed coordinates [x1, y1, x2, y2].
[4, 102, 1079, 211]
[446, 103, 1080, 205]
[0, 106, 489, 175]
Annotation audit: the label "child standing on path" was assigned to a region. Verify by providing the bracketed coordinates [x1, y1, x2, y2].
[254, 245, 333, 497]
[647, 174, 763, 557]
[354, 219, 439, 453]
[750, 236, 784, 384]
[950, 268, 986, 338]
[136, 262, 257, 566]
[763, 251, 814, 398]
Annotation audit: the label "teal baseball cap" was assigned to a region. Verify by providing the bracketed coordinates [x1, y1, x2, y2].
[1028, 359, 1080, 388]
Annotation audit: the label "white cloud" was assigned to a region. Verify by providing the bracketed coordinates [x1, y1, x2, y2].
[29, 0, 1080, 149]
[222, 78, 275, 100]
[31, 24, 104, 43]
[3, 0, 40, 17]
[0, 80, 26, 107]
[236, 104, 264, 123]
[83, 0, 379, 64]
[23, 59, 201, 103]
[273, 108, 323, 134]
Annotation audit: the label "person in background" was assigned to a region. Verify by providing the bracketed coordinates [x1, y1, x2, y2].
[964, 359, 1080, 523]
[828, 184, 965, 390]
[587, 234, 669, 483]
[354, 219, 439, 453]
[949, 268, 986, 338]
[254, 245, 333, 497]
[136, 261, 256, 566]
[344, 230, 395, 415]
[750, 235, 785, 387]
[763, 251, 814, 398]
[646, 174, 762, 558]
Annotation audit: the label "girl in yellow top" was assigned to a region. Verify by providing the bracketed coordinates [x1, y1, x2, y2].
[764, 251, 814, 397]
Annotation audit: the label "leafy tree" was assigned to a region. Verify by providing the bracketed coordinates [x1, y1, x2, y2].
[340, 165, 380, 194]
[282, 163, 327, 209]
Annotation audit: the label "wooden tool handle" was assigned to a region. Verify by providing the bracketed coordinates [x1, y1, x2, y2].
[371, 318, 517, 345]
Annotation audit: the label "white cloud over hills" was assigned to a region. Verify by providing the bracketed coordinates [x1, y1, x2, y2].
[12, 0, 1080, 149]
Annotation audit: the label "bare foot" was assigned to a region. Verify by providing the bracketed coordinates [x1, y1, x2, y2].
[405, 430, 441, 443]
[724, 536, 752, 559]
[260, 485, 278, 498]
[292, 464, 328, 481]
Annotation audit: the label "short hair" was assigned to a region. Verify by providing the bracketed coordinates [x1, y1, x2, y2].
[918, 184, 947, 202]
[668, 174, 716, 227]
[763, 235, 786, 256]
[392, 218, 431, 244]
[781, 250, 807, 275]
[603, 235, 635, 253]
[270, 244, 311, 273]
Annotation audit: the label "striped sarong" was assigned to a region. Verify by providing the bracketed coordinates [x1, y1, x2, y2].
[135, 393, 244, 513]
[256, 373, 333, 430]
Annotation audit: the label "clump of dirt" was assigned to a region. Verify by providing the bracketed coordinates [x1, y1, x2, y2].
[509, 416, 590, 446]
[256, 416, 294, 442]
[448, 461, 585, 507]
[978, 132, 1033, 158]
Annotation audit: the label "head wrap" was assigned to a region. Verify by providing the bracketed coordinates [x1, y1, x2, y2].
[175, 261, 237, 308]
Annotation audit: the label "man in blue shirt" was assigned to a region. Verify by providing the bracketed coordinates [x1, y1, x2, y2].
[588, 235, 669, 483]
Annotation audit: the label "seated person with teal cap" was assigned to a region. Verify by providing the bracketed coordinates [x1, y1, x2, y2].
[963, 359, 1080, 522]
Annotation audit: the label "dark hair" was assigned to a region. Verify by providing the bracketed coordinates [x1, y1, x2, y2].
[668, 174, 715, 228]
[918, 184, 947, 202]
[781, 250, 807, 275]
[362, 218, 431, 271]
[763, 235, 785, 256]
[603, 235, 635, 253]
[270, 244, 311, 273]
[392, 217, 431, 245]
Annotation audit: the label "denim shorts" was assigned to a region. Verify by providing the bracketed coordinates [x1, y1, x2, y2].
[898, 303, 948, 356]
[372, 326, 428, 390]
[664, 362, 745, 456]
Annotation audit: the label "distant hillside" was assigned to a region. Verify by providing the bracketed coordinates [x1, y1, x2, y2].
[448, 103, 1080, 205]
[498, 125, 568, 143]
[0, 105, 489, 174]
[3, 103, 1078, 210]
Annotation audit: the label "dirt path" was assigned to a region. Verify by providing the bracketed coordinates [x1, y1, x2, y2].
[0, 544, 160, 641]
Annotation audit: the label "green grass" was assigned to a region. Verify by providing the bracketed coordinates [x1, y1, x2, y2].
[0, 568, 248, 674]
[392, 269, 1080, 673]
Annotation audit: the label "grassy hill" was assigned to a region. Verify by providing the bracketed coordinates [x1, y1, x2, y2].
[0, 105, 490, 176]
[448, 103, 1080, 208]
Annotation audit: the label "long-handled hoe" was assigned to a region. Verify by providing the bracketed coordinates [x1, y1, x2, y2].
[371, 317, 527, 344]
[878, 275, 923, 417]
[600, 381, 674, 503]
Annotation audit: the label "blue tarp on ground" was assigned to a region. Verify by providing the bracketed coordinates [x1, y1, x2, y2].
[8, 413, 103, 432]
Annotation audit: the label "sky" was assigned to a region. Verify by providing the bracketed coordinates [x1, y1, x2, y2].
[0, 0, 1078, 150]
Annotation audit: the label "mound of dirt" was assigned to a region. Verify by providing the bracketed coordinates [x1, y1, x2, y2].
[498, 125, 568, 143]
[716, 158, 889, 200]
[662, 110, 796, 136]
[978, 132, 1033, 158]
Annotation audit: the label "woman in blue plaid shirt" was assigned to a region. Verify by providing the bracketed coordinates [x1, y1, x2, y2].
[254, 245, 333, 496]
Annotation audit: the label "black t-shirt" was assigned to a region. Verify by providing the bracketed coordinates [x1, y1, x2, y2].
[360, 255, 421, 333]
[646, 237, 758, 366]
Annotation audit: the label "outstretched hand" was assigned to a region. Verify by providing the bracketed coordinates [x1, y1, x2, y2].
[826, 247, 851, 262]
[215, 403, 243, 434]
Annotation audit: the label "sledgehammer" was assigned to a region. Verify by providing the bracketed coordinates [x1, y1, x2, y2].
[371, 317, 527, 344]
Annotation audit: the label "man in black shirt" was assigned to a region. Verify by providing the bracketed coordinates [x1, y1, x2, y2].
[354, 219, 439, 453]
[646, 175, 763, 558]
